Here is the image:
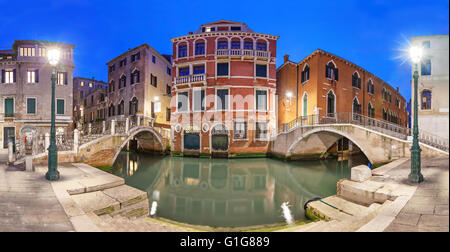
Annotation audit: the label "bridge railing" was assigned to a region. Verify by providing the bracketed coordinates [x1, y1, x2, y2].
[279, 112, 449, 152]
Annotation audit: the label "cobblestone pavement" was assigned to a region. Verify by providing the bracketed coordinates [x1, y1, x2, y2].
[0, 163, 74, 232]
[384, 157, 449, 232]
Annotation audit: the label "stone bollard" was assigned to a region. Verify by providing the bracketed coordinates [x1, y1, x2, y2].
[102, 121, 106, 134]
[45, 133, 50, 151]
[25, 136, 33, 172]
[111, 120, 116, 135]
[8, 141, 15, 163]
[73, 129, 79, 154]
[88, 123, 92, 135]
[125, 118, 129, 133]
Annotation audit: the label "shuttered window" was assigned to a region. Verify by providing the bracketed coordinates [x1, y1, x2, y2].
[256, 90, 267, 111]
[56, 99, 64, 115]
[217, 63, 228, 76]
[4, 98, 14, 117]
[27, 98, 36, 114]
[255, 64, 267, 78]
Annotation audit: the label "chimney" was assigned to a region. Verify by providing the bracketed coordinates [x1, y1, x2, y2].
[396, 87, 399, 92]
[284, 55, 290, 63]
[189, 31, 193, 35]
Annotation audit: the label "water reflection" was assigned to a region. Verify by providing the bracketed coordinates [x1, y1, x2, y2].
[111, 152, 368, 227]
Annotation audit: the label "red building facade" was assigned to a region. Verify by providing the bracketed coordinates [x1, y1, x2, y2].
[170, 20, 279, 157]
[277, 50, 408, 129]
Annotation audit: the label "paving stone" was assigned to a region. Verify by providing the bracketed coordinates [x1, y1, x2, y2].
[401, 203, 435, 215]
[385, 223, 419, 232]
[391, 213, 420, 226]
[434, 205, 449, 216]
[418, 215, 449, 227]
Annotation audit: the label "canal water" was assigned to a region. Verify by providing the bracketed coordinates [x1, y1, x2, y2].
[110, 152, 369, 227]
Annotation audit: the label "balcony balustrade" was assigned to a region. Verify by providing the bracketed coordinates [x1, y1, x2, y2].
[215, 49, 270, 59]
[175, 73, 206, 85]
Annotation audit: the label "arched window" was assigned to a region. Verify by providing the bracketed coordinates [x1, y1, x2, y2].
[119, 75, 126, 89]
[109, 80, 115, 93]
[231, 38, 241, 49]
[421, 90, 432, 110]
[382, 108, 387, 120]
[302, 93, 308, 116]
[131, 69, 140, 84]
[109, 104, 115, 117]
[353, 98, 361, 114]
[243, 38, 253, 50]
[367, 80, 374, 94]
[118, 100, 124, 115]
[129, 97, 138, 116]
[217, 38, 228, 49]
[301, 65, 310, 83]
[256, 40, 267, 51]
[194, 40, 205, 55]
[326, 90, 335, 117]
[352, 72, 361, 89]
[325, 61, 338, 81]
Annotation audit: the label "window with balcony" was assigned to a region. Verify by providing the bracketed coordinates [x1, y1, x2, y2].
[216, 89, 229, 110]
[421, 90, 432, 110]
[217, 63, 228, 76]
[244, 40, 253, 50]
[195, 42, 205, 55]
[27, 98, 36, 114]
[255, 64, 267, 78]
[27, 69, 38, 83]
[256, 42, 267, 51]
[177, 92, 188, 112]
[193, 89, 205, 111]
[217, 40, 228, 49]
[421, 59, 431, 76]
[57, 72, 68, 85]
[255, 122, 268, 140]
[256, 90, 267, 111]
[178, 44, 187, 58]
[179, 67, 190, 76]
[325, 62, 338, 81]
[301, 65, 310, 83]
[231, 40, 240, 49]
[1, 69, 15, 83]
[56, 99, 65, 115]
[193, 65, 205, 74]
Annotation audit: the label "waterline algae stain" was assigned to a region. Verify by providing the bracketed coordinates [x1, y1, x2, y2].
[109, 151, 368, 227]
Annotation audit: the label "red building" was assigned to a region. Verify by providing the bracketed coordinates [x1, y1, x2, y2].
[170, 20, 279, 157]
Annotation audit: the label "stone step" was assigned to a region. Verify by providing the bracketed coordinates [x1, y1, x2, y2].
[306, 196, 370, 221]
[110, 199, 149, 218]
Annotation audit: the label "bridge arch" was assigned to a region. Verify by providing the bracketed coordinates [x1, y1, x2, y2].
[111, 126, 164, 165]
[286, 127, 373, 164]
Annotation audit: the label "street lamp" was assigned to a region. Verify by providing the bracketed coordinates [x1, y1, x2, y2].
[45, 48, 60, 181]
[408, 45, 424, 183]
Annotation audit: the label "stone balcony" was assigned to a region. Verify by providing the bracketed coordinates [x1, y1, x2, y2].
[175, 73, 206, 86]
[215, 49, 270, 60]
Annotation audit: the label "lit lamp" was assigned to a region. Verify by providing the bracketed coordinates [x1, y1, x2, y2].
[408, 46, 424, 183]
[286, 91, 293, 104]
[45, 48, 60, 181]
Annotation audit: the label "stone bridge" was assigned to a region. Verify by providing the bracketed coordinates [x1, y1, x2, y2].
[13, 116, 170, 167]
[271, 113, 449, 165]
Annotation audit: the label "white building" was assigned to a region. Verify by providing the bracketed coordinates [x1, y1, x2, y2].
[410, 35, 449, 139]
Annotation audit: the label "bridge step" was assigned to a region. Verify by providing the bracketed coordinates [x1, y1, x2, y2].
[306, 196, 371, 221]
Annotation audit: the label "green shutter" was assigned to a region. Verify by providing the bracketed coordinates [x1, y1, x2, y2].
[5, 98, 14, 117]
[57, 99, 64, 114]
[27, 98, 36, 114]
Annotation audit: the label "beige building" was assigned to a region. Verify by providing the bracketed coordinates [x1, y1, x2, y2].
[0, 40, 74, 153]
[73, 77, 108, 126]
[106, 44, 172, 127]
[410, 35, 449, 139]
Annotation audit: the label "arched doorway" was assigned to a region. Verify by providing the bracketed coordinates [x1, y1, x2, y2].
[211, 124, 228, 152]
[326, 90, 336, 117]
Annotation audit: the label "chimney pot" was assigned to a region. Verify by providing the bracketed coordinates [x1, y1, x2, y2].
[284, 55, 290, 63]
[189, 31, 193, 35]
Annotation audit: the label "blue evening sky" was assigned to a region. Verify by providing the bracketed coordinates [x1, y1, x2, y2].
[0, 0, 448, 101]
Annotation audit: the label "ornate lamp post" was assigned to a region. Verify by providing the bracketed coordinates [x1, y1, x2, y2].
[408, 46, 424, 183]
[45, 49, 61, 181]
